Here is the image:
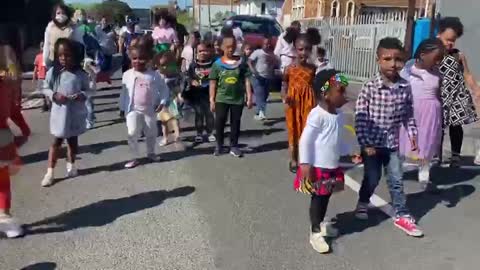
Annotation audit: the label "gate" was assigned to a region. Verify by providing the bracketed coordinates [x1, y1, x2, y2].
[300, 12, 409, 81]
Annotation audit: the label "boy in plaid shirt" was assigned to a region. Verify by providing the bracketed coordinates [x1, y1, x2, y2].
[354, 38, 423, 237]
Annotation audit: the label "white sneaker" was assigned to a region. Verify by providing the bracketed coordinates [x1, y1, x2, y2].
[254, 114, 263, 121]
[208, 134, 216, 142]
[41, 173, 54, 187]
[0, 215, 24, 238]
[309, 232, 330, 253]
[258, 111, 267, 120]
[418, 164, 430, 183]
[66, 168, 78, 178]
[320, 221, 338, 237]
[159, 139, 168, 147]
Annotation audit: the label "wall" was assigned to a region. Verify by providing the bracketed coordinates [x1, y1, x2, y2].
[237, 0, 283, 21]
[197, 4, 235, 28]
[437, 0, 480, 76]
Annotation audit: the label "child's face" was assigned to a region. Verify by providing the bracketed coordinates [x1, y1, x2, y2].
[317, 54, 325, 63]
[377, 48, 404, 80]
[58, 44, 73, 69]
[262, 38, 273, 51]
[159, 18, 167, 27]
[420, 48, 445, 70]
[214, 41, 221, 54]
[325, 84, 348, 108]
[130, 49, 148, 72]
[221, 37, 236, 59]
[437, 28, 458, 50]
[197, 44, 212, 62]
[243, 45, 253, 57]
[295, 39, 312, 64]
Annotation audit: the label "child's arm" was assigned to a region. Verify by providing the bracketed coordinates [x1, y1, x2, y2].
[32, 65, 38, 82]
[460, 53, 480, 93]
[119, 72, 128, 113]
[247, 50, 258, 77]
[281, 66, 290, 104]
[403, 86, 418, 151]
[209, 63, 219, 112]
[245, 77, 253, 109]
[355, 83, 373, 151]
[154, 72, 170, 112]
[298, 114, 319, 179]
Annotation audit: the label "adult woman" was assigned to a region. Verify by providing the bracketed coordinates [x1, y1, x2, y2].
[42, 4, 84, 68]
[151, 9, 178, 54]
[437, 17, 479, 167]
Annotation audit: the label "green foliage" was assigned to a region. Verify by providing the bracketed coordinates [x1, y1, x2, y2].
[69, 0, 133, 25]
[176, 11, 194, 30]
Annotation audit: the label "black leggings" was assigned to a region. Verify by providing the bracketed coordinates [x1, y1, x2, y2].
[449, 125, 463, 156]
[310, 194, 331, 233]
[192, 96, 214, 135]
[215, 102, 243, 147]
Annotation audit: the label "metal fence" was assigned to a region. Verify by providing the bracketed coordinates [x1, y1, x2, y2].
[300, 12, 410, 81]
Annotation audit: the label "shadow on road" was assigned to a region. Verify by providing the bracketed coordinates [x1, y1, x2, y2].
[335, 184, 475, 239]
[26, 186, 195, 235]
[20, 262, 57, 270]
[404, 161, 480, 186]
[262, 117, 285, 127]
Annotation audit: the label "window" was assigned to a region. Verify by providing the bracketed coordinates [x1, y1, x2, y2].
[292, 0, 305, 19]
[345, 0, 355, 18]
[330, 0, 339, 17]
[317, 0, 325, 17]
[261, 3, 266, 14]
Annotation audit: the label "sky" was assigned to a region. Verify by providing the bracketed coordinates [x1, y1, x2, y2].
[65, 0, 192, 9]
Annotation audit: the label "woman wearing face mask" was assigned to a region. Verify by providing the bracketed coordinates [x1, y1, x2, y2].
[43, 4, 84, 68]
[74, 9, 96, 35]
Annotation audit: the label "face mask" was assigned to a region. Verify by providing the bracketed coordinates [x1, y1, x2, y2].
[56, 14, 68, 24]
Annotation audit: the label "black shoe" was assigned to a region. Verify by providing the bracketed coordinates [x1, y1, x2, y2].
[449, 155, 460, 168]
[229, 146, 243, 158]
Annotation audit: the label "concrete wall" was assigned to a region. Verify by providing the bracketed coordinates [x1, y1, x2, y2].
[197, 4, 235, 28]
[437, 0, 480, 76]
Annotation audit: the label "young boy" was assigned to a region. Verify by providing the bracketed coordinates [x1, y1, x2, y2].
[33, 41, 50, 112]
[248, 36, 278, 121]
[315, 47, 333, 74]
[209, 34, 253, 157]
[354, 37, 423, 237]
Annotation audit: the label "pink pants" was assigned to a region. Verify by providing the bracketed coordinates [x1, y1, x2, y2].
[0, 167, 11, 210]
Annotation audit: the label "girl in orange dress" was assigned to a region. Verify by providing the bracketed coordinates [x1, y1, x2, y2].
[283, 34, 317, 173]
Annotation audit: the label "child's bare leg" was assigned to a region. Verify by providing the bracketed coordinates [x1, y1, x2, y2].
[160, 123, 168, 146]
[172, 119, 180, 142]
[42, 138, 63, 186]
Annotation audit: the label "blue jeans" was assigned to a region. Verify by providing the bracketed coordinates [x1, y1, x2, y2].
[251, 76, 271, 114]
[86, 96, 95, 125]
[358, 148, 409, 217]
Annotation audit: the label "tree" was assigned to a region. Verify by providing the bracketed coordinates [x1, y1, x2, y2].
[176, 11, 195, 30]
[71, 0, 133, 25]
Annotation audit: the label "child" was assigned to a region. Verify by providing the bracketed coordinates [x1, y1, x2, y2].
[120, 36, 169, 168]
[399, 38, 445, 190]
[209, 34, 253, 157]
[316, 47, 333, 73]
[119, 16, 141, 73]
[436, 17, 479, 167]
[248, 36, 278, 121]
[213, 38, 223, 60]
[33, 41, 50, 112]
[83, 57, 99, 129]
[283, 33, 318, 173]
[41, 38, 91, 187]
[181, 31, 201, 73]
[157, 51, 182, 146]
[242, 43, 253, 62]
[183, 42, 215, 143]
[355, 37, 422, 237]
[295, 69, 353, 253]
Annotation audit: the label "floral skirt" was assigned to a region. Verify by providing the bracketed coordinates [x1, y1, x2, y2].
[293, 167, 344, 196]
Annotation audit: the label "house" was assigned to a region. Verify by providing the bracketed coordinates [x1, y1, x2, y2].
[193, 0, 238, 29]
[234, 0, 284, 22]
[282, 0, 435, 25]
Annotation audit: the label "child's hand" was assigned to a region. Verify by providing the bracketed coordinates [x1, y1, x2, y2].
[210, 101, 215, 112]
[155, 104, 164, 112]
[410, 137, 418, 151]
[352, 154, 362, 164]
[192, 80, 200, 87]
[246, 97, 253, 109]
[364, 147, 376, 156]
[53, 93, 67, 104]
[72, 93, 86, 102]
[300, 164, 314, 180]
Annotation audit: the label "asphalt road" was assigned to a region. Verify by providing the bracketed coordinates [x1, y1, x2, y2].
[3, 78, 480, 270]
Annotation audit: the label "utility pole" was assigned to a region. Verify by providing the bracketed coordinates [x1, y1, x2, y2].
[208, 0, 211, 28]
[404, 0, 416, 56]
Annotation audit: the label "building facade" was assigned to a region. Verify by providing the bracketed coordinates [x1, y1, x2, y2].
[193, 0, 238, 28]
[235, 0, 284, 22]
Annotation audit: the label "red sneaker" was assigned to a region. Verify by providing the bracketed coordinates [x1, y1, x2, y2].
[394, 216, 423, 237]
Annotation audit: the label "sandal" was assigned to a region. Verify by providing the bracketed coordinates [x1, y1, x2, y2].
[289, 161, 298, 174]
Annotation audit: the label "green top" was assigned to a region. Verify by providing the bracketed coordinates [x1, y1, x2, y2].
[209, 58, 250, 105]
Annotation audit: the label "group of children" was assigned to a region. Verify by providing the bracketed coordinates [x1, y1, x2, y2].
[288, 17, 479, 254]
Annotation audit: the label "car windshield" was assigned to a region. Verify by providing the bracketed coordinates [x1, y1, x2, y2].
[232, 19, 282, 36]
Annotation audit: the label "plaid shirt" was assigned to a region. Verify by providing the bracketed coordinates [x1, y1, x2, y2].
[355, 73, 417, 149]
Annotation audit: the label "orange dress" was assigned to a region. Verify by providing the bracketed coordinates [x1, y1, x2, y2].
[285, 64, 316, 148]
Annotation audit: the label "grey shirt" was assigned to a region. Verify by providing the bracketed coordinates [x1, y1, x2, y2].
[44, 68, 91, 138]
[249, 49, 276, 79]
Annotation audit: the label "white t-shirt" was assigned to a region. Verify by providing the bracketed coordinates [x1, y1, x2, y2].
[181, 45, 194, 72]
[298, 105, 350, 169]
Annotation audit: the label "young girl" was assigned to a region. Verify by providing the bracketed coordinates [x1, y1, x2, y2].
[242, 43, 253, 62]
[152, 9, 178, 54]
[183, 42, 215, 143]
[399, 38, 445, 190]
[120, 36, 169, 168]
[294, 69, 353, 253]
[283, 33, 318, 173]
[41, 38, 91, 187]
[157, 51, 182, 146]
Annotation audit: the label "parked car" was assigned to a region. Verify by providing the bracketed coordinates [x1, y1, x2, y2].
[223, 15, 283, 49]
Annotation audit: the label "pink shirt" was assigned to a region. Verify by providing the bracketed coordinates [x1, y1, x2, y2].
[152, 26, 178, 44]
[133, 78, 152, 112]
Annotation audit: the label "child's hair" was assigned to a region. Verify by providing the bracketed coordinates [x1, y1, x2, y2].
[284, 26, 300, 44]
[290, 20, 301, 29]
[413, 38, 445, 59]
[313, 69, 340, 99]
[294, 33, 312, 48]
[0, 24, 23, 66]
[197, 41, 213, 50]
[130, 35, 154, 58]
[51, 38, 84, 86]
[220, 27, 234, 38]
[438, 17, 464, 37]
[51, 3, 72, 23]
[376, 37, 404, 54]
[155, 8, 173, 25]
[220, 33, 236, 46]
[317, 47, 327, 57]
[305, 28, 322, 46]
